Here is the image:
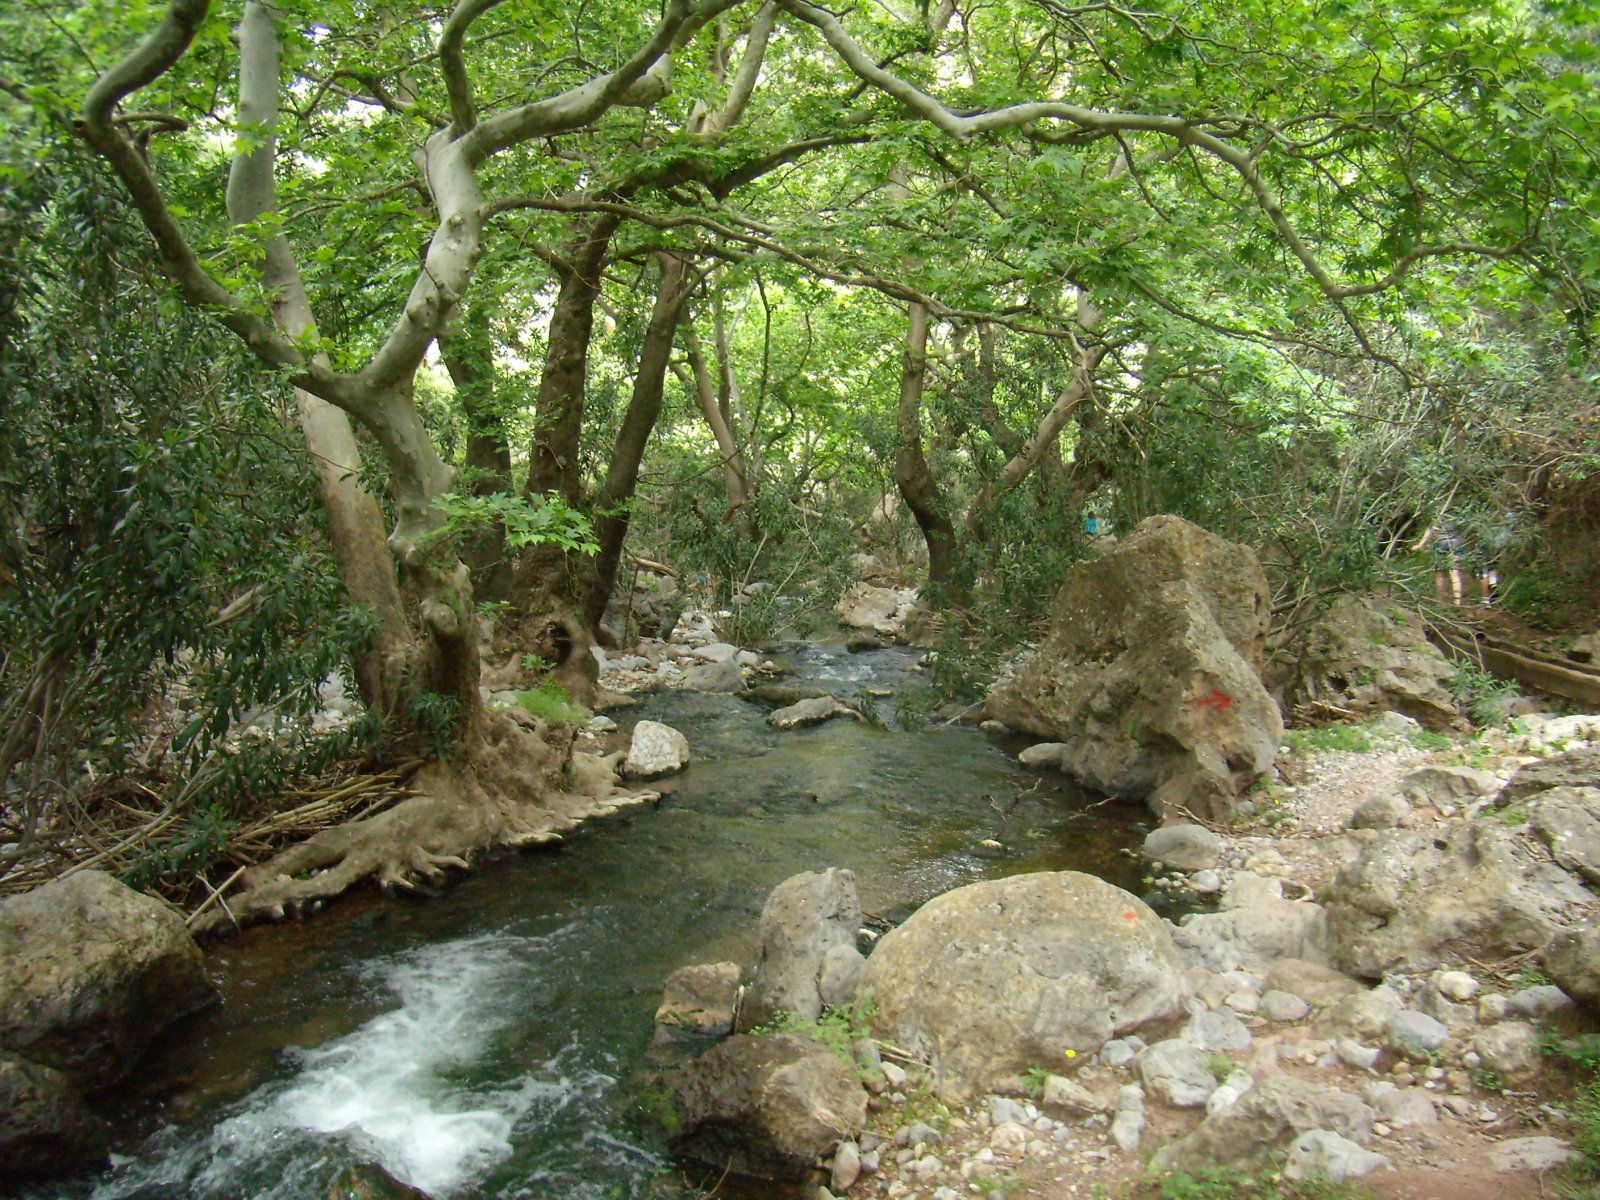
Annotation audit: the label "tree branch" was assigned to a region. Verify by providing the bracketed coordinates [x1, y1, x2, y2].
[465, 0, 744, 161]
[484, 195, 1083, 340]
[77, 0, 326, 384]
[439, 0, 508, 136]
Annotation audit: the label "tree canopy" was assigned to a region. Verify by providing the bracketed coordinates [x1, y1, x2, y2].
[1, 0, 1596, 904]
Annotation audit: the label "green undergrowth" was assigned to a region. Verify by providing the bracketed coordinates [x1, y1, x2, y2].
[1284, 723, 1375, 754]
[1137, 1163, 1370, 1200]
[1447, 661, 1523, 726]
[1283, 719, 1459, 756]
[753, 997, 881, 1081]
[514, 682, 590, 723]
[1541, 1033, 1600, 1195]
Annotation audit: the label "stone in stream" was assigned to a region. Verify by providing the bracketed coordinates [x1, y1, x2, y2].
[1017, 741, 1067, 770]
[769, 696, 857, 730]
[654, 962, 742, 1042]
[0, 870, 216, 1094]
[741, 869, 863, 1029]
[325, 1163, 435, 1199]
[622, 720, 690, 779]
[0, 1051, 109, 1183]
[673, 1033, 867, 1179]
[1143, 824, 1222, 871]
[835, 583, 918, 640]
[683, 659, 745, 694]
[983, 515, 1282, 821]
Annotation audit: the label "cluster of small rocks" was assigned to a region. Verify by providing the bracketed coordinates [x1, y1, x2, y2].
[594, 628, 771, 697]
[792, 715, 1600, 1199]
[794, 946, 1586, 1200]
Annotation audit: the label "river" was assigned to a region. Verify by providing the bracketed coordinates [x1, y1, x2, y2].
[28, 643, 1145, 1200]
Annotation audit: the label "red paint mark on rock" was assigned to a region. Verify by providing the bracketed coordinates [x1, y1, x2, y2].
[1122, 910, 1138, 921]
[1195, 689, 1233, 711]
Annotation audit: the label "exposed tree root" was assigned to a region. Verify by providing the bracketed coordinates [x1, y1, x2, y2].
[199, 709, 654, 930]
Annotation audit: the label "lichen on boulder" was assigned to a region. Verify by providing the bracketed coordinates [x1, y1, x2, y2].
[1267, 592, 1459, 728]
[985, 515, 1282, 820]
[859, 871, 1188, 1100]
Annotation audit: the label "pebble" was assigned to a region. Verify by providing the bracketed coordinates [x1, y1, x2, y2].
[831, 1140, 861, 1192]
[1260, 990, 1311, 1022]
[1436, 970, 1479, 1002]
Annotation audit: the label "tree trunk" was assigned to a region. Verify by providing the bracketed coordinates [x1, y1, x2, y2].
[586, 255, 692, 624]
[525, 215, 621, 505]
[963, 342, 1107, 545]
[440, 306, 514, 597]
[682, 321, 750, 517]
[295, 393, 412, 715]
[225, 0, 409, 715]
[895, 302, 965, 603]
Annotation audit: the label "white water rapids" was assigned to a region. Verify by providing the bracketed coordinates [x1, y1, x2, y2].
[91, 931, 638, 1199]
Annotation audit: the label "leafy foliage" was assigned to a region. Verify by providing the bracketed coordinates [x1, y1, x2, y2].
[0, 138, 372, 888]
[431, 490, 599, 557]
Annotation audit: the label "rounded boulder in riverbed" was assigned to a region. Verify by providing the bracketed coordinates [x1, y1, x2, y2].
[1143, 824, 1222, 872]
[860, 871, 1188, 1101]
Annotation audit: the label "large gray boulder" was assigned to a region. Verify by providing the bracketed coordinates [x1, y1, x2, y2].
[835, 583, 918, 640]
[1171, 889, 1328, 974]
[1267, 593, 1459, 728]
[0, 1052, 108, 1183]
[984, 516, 1282, 820]
[1322, 818, 1593, 978]
[673, 1033, 867, 1179]
[1543, 923, 1600, 1009]
[741, 869, 863, 1029]
[1150, 1075, 1372, 1174]
[0, 870, 216, 1092]
[1528, 787, 1600, 885]
[859, 872, 1187, 1100]
[1499, 744, 1600, 804]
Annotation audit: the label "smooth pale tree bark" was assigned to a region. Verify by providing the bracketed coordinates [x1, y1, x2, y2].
[225, 0, 409, 716]
[76, 0, 740, 920]
[681, 320, 751, 518]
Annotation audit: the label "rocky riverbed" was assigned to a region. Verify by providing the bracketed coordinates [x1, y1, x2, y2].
[676, 713, 1600, 1200]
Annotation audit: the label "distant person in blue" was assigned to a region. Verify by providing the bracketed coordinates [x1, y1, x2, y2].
[1084, 513, 1101, 537]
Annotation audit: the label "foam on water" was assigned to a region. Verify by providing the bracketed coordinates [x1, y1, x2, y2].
[93, 932, 595, 1199]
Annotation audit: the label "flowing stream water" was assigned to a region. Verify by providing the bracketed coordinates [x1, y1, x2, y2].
[32, 643, 1147, 1200]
